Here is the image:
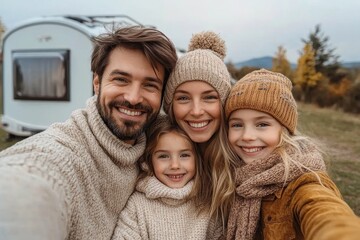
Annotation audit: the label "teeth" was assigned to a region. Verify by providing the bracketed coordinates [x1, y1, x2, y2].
[119, 108, 141, 116]
[168, 174, 184, 179]
[242, 147, 263, 153]
[188, 121, 209, 128]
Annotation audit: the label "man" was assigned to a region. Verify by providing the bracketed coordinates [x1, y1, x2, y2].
[0, 26, 177, 240]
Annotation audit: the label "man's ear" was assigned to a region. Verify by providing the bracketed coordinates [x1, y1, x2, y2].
[93, 74, 100, 95]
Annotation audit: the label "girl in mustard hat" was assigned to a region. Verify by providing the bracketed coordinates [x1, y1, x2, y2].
[224, 69, 360, 239]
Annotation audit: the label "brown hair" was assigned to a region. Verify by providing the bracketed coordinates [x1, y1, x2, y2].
[91, 25, 178, 92]
[138, 122, 204, 203]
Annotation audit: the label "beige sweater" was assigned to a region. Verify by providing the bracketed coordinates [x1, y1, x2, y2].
[112, 176, 222, 240]
[0, 96, 146, 240]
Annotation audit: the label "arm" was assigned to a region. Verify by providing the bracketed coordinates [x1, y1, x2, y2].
[0, 167, 68, 240]
[111, 194, 143, 240]
[292, 172, 360, 240]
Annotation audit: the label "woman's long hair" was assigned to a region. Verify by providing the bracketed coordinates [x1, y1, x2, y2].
[169, 103, 237, 226]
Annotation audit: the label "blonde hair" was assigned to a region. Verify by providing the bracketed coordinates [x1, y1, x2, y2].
[275, 127, 324, 185]
[169, 103, 236, 225]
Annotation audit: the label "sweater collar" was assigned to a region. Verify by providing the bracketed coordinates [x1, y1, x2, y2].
[136, 176, 193, 205]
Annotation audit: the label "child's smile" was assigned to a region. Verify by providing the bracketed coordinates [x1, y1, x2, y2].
[228, 109, 282, 164]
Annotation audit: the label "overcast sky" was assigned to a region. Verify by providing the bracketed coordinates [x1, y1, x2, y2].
[1, 0, 359, 63]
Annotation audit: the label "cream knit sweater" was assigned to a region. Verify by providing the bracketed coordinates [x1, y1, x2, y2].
[0, 96, 146, 240]
[112, 176, 222, 240]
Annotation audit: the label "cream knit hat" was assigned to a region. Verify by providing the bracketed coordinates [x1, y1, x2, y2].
[163, 31, 231, 114]
[225, 69, 298, 134]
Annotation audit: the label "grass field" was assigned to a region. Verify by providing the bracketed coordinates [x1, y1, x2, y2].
[0, 103, 359, 215]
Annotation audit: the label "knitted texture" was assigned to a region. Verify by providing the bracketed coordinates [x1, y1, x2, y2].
[225, 69, 298, 134]
[163, 31, 231, 114]
[226, 143, 326, 240]
[112, 176, 223, 240]
[0, 96, 146, 240]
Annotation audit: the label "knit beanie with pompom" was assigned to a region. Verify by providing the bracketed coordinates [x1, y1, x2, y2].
[163, 31, 231, 114]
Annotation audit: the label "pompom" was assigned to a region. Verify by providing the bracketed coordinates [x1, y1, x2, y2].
[188, 31, 226, 60]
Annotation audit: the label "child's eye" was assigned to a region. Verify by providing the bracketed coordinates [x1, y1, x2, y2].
[257, 122, 269, 128]
[230, 122, 243, 128]
[180, 153, 191, 158]
[158, 154, 169, 159]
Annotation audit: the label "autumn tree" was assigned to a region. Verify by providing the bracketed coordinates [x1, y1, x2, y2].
[294, 43, 323, 102]
[0, 18, 5, 51]
[302, 24, 340, 83]
[272, 46, 292, 79]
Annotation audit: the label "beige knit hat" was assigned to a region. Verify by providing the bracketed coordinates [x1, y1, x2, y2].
[225, 69, 298, 134]
[163, 31, 231, 114]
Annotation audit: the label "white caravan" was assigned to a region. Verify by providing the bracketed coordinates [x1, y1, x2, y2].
[1, 15, 176, 137]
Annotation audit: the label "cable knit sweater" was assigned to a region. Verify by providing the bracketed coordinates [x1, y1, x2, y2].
[112, 176, 222, 240]
[0, 96, 146, 240]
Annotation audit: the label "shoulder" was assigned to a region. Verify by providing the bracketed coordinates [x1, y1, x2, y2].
[287, 171, 341, 197]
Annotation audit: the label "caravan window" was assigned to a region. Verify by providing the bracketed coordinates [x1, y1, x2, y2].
[13, 50, 70, 101]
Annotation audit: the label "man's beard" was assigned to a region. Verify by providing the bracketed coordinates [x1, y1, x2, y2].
[96, 94, 159, 142]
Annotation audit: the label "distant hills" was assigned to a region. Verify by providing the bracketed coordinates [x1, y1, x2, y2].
[234, 56, 360, 69]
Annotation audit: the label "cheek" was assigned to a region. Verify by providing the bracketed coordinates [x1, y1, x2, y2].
[148, 92, 162, 109]
[228, 131, 237, 147]
[173, 104, 187, 120]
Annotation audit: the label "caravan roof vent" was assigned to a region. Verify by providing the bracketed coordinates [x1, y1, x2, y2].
[64, 15, 153, 28]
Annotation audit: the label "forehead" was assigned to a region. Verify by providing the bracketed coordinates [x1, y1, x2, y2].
[106, 47, 165, 81]
[156, 131, 193, 149]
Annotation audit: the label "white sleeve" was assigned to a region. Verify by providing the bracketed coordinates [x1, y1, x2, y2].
[0, 167, 68, 240]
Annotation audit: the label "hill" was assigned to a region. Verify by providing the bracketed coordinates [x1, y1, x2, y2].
[234, 56, 360, 69]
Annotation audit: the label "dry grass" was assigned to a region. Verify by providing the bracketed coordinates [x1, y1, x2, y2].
[297, 103, 360, 215]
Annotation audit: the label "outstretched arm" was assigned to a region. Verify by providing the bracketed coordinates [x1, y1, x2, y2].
[0, 168, 68, 240]
[292, 172, 360, 240]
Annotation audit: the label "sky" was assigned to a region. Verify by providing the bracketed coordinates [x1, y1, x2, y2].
[1, 0, 360, 64]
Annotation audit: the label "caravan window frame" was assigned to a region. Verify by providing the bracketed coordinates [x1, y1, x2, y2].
[12, 49, 70, 101]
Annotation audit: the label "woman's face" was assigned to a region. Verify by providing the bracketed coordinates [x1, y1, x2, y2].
[172, 81, 221, 143]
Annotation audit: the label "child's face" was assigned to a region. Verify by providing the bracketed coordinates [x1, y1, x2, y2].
[228, 109, 282, 164]
[152, 131, 196, 188]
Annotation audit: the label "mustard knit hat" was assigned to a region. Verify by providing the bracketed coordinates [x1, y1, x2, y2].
[225, 69, 298, 134]
[163, 31, 231, 114]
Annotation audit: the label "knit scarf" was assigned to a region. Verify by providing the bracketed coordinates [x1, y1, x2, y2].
[226, 143, 326, 240]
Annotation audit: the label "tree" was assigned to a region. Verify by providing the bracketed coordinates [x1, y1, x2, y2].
[294, 43, 323, 102]
[0, 17, 5, 52]
[302, 24, 340, 82]
[272, 46, 292, 79]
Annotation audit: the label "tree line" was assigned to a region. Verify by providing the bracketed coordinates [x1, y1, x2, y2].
[227, 25, 360, 114]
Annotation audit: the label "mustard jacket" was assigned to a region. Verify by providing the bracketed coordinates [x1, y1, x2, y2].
[255, 172, 360, 240]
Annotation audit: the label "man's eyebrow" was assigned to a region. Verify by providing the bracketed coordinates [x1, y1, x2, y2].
[109, 70, 131, 77]
[109, 70, 162, 84]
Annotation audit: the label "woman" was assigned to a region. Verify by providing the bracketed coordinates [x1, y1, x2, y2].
[162, 31, 236, 225]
